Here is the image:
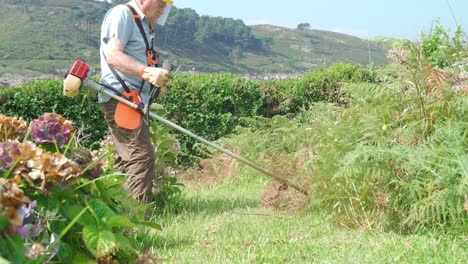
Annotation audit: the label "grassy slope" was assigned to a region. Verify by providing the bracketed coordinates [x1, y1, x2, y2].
[138, 175, 466, 263]
[0, 1, 388, 76]
[165, 25, 390, 74]
[245, 25, 388, 72]
[0, 0, 105, 75]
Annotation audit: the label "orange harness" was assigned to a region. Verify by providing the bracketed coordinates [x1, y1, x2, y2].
[111, 4, 161, 130]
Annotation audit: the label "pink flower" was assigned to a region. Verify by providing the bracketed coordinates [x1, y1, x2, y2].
[31, 113, 74, 147]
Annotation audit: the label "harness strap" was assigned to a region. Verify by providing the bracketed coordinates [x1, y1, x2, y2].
[125, 4, 159, 67]
[125, 4, 159, 96]
[102, 51, 131, 93]
[102, 4, 161, 108]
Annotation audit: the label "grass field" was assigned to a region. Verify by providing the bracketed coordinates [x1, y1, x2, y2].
[136, 172, 467, 263]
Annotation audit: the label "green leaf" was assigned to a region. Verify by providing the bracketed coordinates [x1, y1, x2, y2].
[0, 234, 26, 263]
[114, 233, 136, 252]
[82, 226, 117, 258]
[0, 216, 9, 232]
[134, 220, 162, 231]
[82, 226, 99, 257]
[70, 253, 97, 264]
[62, 205, 96, 226]
[118, 198, 147, 218]
[104, 187, 125, 197]
[97, 231, 117, 258]
[87, 200, 116, 222]
[105, 215, 137, 229]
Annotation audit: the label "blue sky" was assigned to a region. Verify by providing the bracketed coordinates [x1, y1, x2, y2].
[173, 0, 467, 39]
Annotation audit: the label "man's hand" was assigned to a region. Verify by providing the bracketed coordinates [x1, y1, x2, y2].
[141, 67, 172, 87]
[158, 86, 169, 97]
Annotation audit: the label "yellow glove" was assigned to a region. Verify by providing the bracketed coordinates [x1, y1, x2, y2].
[159, 86, 169, 97]
[140, 67, 172, 87]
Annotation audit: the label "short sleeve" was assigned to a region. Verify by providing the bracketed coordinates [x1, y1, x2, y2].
[100, 6, 133, 47]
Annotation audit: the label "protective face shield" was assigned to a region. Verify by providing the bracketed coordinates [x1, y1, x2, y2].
[156, 0, 173, 26]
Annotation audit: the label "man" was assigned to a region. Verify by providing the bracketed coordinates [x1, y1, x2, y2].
[99, 0, 173, 203]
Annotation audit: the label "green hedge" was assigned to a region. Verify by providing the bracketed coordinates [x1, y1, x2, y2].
[162, 63, 378, 158]
[0, 80, 107, 148]
[0, 63, 378, 158]
[261, 63, 378, 113]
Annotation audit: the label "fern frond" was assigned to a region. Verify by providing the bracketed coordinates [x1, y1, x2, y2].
[422, 62, 468, 97]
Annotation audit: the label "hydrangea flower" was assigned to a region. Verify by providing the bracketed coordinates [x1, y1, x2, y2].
[15, 200, 36, 239]
[20, 152, 81, 191]
[87, 160, 103, 179]
[3, 141, 82, 191]
[69, 148, 103, 179]
[0, 177, 32, 237]
[30, 113, 74, 147]
[0, 114, 28, 142]
[0, 141, 21, 172]
[25, 233, 60, 260]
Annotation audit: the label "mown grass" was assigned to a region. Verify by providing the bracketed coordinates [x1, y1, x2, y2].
[134, 174, 467, 263]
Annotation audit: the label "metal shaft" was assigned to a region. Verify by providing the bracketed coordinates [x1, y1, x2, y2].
[85, 79, 309, 195]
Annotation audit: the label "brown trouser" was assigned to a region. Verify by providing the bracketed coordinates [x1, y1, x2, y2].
[101, 99, 155, 203]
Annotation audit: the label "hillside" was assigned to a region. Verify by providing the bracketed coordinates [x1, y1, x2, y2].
[0, 0, 107, 75]
[246, 25, 388, 71]
[0, 0, 389, 80]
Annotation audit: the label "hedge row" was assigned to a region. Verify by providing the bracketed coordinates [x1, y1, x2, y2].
[162, 63, 378, 159]
[0, 80, 107, 148]
[0, 63, 378, 156]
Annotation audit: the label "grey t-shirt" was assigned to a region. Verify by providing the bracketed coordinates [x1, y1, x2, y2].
[99, 1, 156, 104]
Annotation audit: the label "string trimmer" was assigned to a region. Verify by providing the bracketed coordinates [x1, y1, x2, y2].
[63, 60, 309, 196]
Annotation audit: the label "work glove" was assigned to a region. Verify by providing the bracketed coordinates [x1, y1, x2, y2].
[158, 86, 169, 97]
[140, 67, 172, 87]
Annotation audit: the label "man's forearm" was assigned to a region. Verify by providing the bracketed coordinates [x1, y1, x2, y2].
[106, 49, 145, 78]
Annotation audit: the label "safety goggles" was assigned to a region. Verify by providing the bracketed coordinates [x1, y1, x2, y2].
[156, 0, 173, 26]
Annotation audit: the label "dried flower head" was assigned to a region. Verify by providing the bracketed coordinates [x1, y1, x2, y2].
[170, 139, 181, 154]
[31, 113, 74, 147]
[0, 114, 28, 142]
[387, 46, 410, 65]
[12, 141, 43, 184]
[69, 148, 93, 169]
[25, 233, 60, 260]
[69, 148, 103, 178]
[25, 152, 81, 190]
[25, 242, 45, 259]
[95, 134, 113, 171]
[87, 160, 103, 179]
[0, 176, 27, 209]
[10, 141, 81, 190]
[0, 141, 22, 172]
[0, 176, 31, 229]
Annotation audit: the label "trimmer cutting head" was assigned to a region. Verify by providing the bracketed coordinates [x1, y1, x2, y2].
[63, 60, 90, 97]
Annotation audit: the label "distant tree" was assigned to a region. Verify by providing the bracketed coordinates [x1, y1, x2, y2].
[161, 7, 199, 46]
[229, 46, 243, 64]
[297, 23, 311, 31]
[194, 16, 261, 50]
